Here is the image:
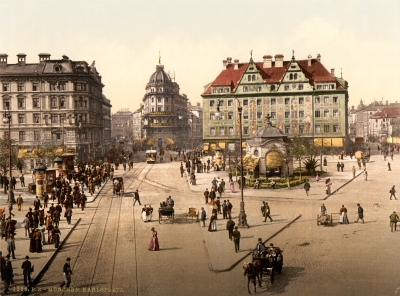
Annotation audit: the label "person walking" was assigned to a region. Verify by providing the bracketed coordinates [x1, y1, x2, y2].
[208, 212, 217, 232]
[339, 205, 349, 224]
[217, 184, 223, 199]
[148, 227, 160, 251]
[388, 162, 391, 171]
[263, 202, 273, 222]
[133, 189, 141, 206]
[6, 234, 16, 259]
[33, 196, 41, 211]
[222, 200, 228, 219]
[315, 173, 320, 182]
[204, 188, 209, 205]
[23, 214, 30, 237]
[200, 207, 206, 227]
[232, 226, 241, 253]
[226, 218, 235, 240]
[390, 185, 397, 200]
[354, 203, 364, 224]
[352, 166, 356, 178]
[364, 170, 368, 181]
[303, 180, 311, 196]
[7, 200, 15, 218]
[16, 194, 23, 211]
[11, 176, 16, 190]
[227, 200, 233, 219]
[53, 226, 61, 248]
[60, 257, 73, 288]
[65, 206, 72, 224]
[336, 162, 341, 172]
[340, 162, 344, 172]
[21, 255, 33, 288]
[389, 211, 399, 232]
[20, 174, 25, 187]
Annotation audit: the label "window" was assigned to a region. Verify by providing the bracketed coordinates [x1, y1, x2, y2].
[3, 99, 10, 109]
[243, 112, 248, 119]
[284, 85, 289, 91]
[60, 97, 66, 108]
[55, 133, 61, 141]
[60, 114, 66, 123]
[333, 109, 338, 117]
[210, 127, 216, 136]
[243, 99, 248, 106]
[298, 84, 303, 90]
[210, 113, 215, 120]
[82, 114, 87, 122]
[34, 131, 40, 141]
[315, 97, 320, 104]
[18, 83, 24, 91]
[18, 98, 25, 108]
[82, 101, 87, 108]
[157, 107, 162, 112]
[324, 125, 330, 133]
[33, 98, 40, 108]
[157, 97, 162, 103]
[324, 110, 329, 117]
[333, 125, 339, 132]
[225, 88, 230, 93]
[247, 75, 251, 81]
[50, 83, 57, 91]
[32, 83, 39, 91]
[229, 127, 234, 135]
[219, 127, 225, 136]
[270, 85, 275, 91]
[3, 83, 10, 91]
[18, 114, 25, 123]
[257, 86, 262, 92]
[59, 82, 66, 91]
[285, 112, 290, 118]
[228, 112, 233, 120]
[252, 75, 256, 81]
[315, 125, 321, 133]
[299, 97, 304, 104]
[243, 86, 248, 92]
[285, 125, 290, 133]
[333, 96, 338, 103]
[33, 114, 40, 124]
[257, 112, 262, 119]
[324, 96, 329, 103]
[271, 98, 276, 105]
[257, 99, 262, 106]
[299, 125, 304, 133]
[76, 83, 82, 91]
[218, 100, 223, 107]
[270, 112, 276, 118]
[218, 88, 223, 93]
[165, 97, 168, 103]
[51, 97, 57, 108]
[243, 127, 249, 134]
[210, 100, 215, 107]
[228, 100, 233, 107]
[51, 114, 58, 123]
[330, 84, 335, 89]
[284, 98, 290, 105]
[212, 88, 217, 94]
[317, 85, 322, 90]
[151, 97, 154, 103]
[299, 111, 304, 118]
[19, 131, 25, 141]
[151, 107, 154, 112]
[315, 110, 321, 117]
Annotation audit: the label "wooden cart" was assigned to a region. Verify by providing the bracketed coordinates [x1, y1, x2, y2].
[186, 208, 199, 223]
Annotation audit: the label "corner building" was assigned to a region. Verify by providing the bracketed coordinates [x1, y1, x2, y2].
[201, 53, 349, 153]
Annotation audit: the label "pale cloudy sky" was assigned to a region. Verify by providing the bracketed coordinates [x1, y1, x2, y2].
[1, 0, 399, 112]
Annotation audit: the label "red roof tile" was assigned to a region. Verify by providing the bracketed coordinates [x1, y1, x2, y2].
[370, 107, 400, 119]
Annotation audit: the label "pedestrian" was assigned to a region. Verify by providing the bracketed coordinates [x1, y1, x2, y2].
[80, 192, 87, 211]
[217, 184, 223, 198]
[148, 227, 160, 251]
[20, 174, 25, 187]
[209, 188, 216, 201]
[226, 218, 235, 240]
[321, 203, 327, 215]
[23, 214, 30, 236]
[389, 211, 399, 232]
[6, 234, 16, 259]
[390, 185, 397, 200]
[39, 224, 46, 245]
[33, 196, 41, 211]
[1, 259, 13, 294]
[21, 255, 33, 288]
[53, 226, 61, 248]
[208, 212, 217, 232]
[339, 205, 349, 224]
[336, 162, 341, 172]
[388, 162, 391, 171]
[228, 171, 233, 182]
[204, 188, 209, 205]
[340, 162, 344, 172]
[200, 207, 207, 227]
[232, 226, 241, 253]
[303, 180, 311, 196]
[352, 166, 356, 178]
[11, 176, 16, 190]
[133, 189, 141, 205]
[263, 202, 273, 222]
[364, 170, 368, 181]
[180, 164, 184, 177]
[315, 173, 320, 182]
[43, 192, 49, 208]
[60, 257, 73, 288]
[354, 203, 364, 223]
[229, 180, 235, 193]
[227, 200, 233, 219]
[222, 200, 228, 219]
[7, 200, 14, 218]
[65, 206, 72, 224]
[17, 194, 23, 211]
[325, 179, 332, 195]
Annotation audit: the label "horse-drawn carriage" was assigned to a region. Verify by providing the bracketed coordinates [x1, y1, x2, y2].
[113, 177, 124, 196]
[317, 213, 333, 226]
[158, 206, 174, 224]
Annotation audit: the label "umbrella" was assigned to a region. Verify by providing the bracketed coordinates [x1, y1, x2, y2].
[208, 200, 216, 205]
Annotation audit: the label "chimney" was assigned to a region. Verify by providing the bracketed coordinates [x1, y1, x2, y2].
[197, 102, 201, 107]
[317, 54, 321, 62]
[308, 54, 312, 66]
[263, 55, 272, 68]
[234, 59, 239, 70]
[227, 57, 232, 64]
[62, 55, 69, 60]
[0, 54, 8, 67]
[275, 54, 284, 68]
[17, 53, 26, 66]
[38, 53, 51, 64]
[331, 69, 335, 76]
[223, 59, 227, 69]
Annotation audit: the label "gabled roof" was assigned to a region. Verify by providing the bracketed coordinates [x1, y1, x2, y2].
[370, 107, 400, 119]
[203, 57, 341, 94]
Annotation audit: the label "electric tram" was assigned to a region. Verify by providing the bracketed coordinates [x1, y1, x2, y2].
[146, 150, 157, 163]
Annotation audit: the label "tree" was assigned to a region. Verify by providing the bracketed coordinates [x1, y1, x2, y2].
[287, 137, 314, 180]
[0, 137, 18, 175]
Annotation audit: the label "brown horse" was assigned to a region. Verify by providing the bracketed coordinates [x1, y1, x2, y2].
[243, 261, 262, 294]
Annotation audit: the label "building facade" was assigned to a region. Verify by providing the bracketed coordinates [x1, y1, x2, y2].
[188, 102, 203, 150]
[111, 109, 133, 142]
[142, 64, 191, 149]
[201, 53, 349, 153]
[0, 53, 112, 162]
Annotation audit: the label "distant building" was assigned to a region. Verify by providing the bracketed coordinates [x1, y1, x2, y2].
[111, 109, 133, 143]
[132, 105, 143, 140]
[188, 102, 203, 149]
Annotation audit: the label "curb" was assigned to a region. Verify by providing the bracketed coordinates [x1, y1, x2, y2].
[323, 171, 363, 200]
[86, 180, 108, 203]
[211, 214, 302, 273]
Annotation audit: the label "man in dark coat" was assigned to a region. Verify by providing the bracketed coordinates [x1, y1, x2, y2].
[232, 226, 241, 252]
[390, 185, 397, 200]
[133, 189, 141, 206]
[20, 174, 25, 187]
[303, 180, 311, 196]
[226, 218, 235, 240]
[336, 162, 341, 172]
[200, 207, 207, 227]
[33, 196, 41, 211]
[11, 177, 17, 190]
[209, 188, 216, 201]
[21, 255, 32, 287]
[203, 188, 209, 205]
[60, 257, 73, 288]
[355, 203, 364, 223]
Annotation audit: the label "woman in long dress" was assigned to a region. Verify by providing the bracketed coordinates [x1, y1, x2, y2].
[208, 213, 217, 232]
[230, 181, 235, 193]
[339, 205, 349, 224]
[146, 207, 153, 222]
[142, 208, 147, 222]
[315, 173, 320, 182]
[148, 227, 159, 251]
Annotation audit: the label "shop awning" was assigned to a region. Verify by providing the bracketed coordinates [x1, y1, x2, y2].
[219, 142, 226, 149]
[165, 138, 174, 145]
[147, 138, 155, 145]
[18, 148, 63, 159]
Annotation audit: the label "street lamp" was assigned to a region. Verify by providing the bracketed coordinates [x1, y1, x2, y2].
[3, 107, 12, 200]
[237, 101, 249, 228]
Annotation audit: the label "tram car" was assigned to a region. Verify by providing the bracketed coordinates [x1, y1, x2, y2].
[146, 150, 157, 164]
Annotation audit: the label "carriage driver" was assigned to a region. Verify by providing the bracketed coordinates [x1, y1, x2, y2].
[255, 238, 266, 257]
[166, 196, 174, 207]
[321, 203, 327, 216]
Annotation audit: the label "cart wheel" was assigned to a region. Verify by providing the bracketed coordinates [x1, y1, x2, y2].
[330, 214, 333, 226]
[317, 214, 320, 226]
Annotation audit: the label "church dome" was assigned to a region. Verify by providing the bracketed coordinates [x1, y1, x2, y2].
[149, 65, 171, 83]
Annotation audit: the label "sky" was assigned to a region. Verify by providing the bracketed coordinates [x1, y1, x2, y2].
[1, 0, 400, 112]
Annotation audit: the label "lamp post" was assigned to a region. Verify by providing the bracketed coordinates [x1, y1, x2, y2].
[3, 107, 12, 198]
[237, 101, 249, 228]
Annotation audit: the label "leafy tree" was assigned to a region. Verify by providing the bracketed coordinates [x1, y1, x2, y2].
[287, 136, 314, 180]
[0, 137, 18, 175]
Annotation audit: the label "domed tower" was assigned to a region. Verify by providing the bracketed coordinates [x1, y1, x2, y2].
[142, 63, 190, 150]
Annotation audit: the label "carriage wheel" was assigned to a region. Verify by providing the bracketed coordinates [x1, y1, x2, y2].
[330, 214, 333, 226]
[317, 214, 320, 226]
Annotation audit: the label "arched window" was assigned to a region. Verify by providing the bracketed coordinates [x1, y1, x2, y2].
[248, 75, 251, 81]
[252, 75, 256, 81]
[51, 97, 57, 108]
[60, 97, 66, 108]
[294, 73, 298, 80]
[270, 85, 275, 91]
[289, 73, 293, 80]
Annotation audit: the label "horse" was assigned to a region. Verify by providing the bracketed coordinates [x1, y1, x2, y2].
[243, 261, 262, 294]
